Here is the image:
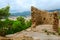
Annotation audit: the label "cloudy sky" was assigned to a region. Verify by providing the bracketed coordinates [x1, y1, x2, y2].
[0, 0, 60, 12]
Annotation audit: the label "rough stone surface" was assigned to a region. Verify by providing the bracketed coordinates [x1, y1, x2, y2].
[31, 6, 59, 32]
[53, 12, 59, 32]
[31, 6, 53, 25]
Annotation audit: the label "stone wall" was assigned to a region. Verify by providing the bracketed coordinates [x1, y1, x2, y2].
[31, 6, 59, 32]
[53, 12, 59, 32]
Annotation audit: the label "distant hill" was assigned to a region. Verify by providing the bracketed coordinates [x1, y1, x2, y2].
[47, 9, 60, 12]
[10, 11, 31, 17]
[10, 9, 60, 17]
[47, 9, 60, 15]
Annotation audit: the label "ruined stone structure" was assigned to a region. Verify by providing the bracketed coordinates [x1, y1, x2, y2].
[31, 6, 59, 32]
[53, 12, 59, 32]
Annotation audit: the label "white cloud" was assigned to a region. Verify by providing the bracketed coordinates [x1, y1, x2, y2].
[0, 0, 60, 12]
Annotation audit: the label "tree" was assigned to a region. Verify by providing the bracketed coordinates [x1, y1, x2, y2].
[0, 6, 10, 19]
[0, 6, 10, 36]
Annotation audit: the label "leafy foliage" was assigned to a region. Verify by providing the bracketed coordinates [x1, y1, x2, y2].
[0, 16, 32, 36]
[17, 16, 25, 23]
[0, 6, 32, 36]
[0, 6, 10, 19]
[59, 16, 60, 19]
[26, 19, 32, 28]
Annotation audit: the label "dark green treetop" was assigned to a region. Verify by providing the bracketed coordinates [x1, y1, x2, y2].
[0, 6, 10, 19]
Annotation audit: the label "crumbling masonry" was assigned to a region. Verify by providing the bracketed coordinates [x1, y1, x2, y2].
[31, 6, 59, 32]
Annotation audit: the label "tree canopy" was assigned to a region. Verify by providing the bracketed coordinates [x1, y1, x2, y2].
[0, 6, 10, 19]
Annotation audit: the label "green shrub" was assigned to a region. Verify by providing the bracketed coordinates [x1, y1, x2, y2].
[0, 18, 14, 35]
[3, 18, 14, 27]
[0, 16, 32, 36]
[26, 19, 32, 28]
[0, 20, 4, 28]
[12, 21, 23, 32]
[0, 6, 32, 36]
[58, 16, 60, 19]
[58, 27, 60, 35]
[17, 16, 25, 23]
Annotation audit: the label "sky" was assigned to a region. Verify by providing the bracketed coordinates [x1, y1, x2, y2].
[0, 0, 60, 12]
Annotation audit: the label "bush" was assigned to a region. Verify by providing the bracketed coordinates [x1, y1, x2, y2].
[12, 21, 24, 32]
[58, 16, 60, 19]
[0, 16, 32, 36]
[17, 16, 25, 23]
[26, 19, 32, 28]
[17, 16, 27, 29]
[0, 18, 14, 35]
[57, 28, 60, 35]
[0, 6, 32, 36]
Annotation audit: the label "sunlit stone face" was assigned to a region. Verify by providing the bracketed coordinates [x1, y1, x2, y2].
[31, 6, 59, 32]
